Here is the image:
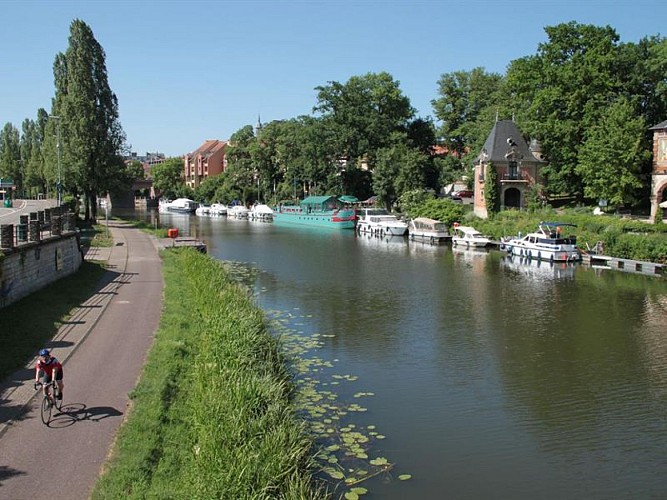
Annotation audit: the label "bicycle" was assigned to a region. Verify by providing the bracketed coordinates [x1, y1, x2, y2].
[34, 380, 63, 424]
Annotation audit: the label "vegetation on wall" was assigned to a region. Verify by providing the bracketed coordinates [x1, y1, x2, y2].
[484, 163, 499, 215]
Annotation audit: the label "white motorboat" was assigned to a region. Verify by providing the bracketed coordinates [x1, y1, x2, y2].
[158, 198, 197, 214]
[228, 204, 249, 218]
[451, 225, 491, 248]
[408, 217, 449, 243]
[195, 204, 210, 216]
[209, 203, 227, 216]
[502, 222, 580, 262]
[249, 204, 274, 221]
[356, 208, 408, 236]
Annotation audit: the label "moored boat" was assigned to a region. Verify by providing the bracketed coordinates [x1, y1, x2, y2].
[209, 203, 228, 216]
[249, 203, 274, 221]
[503, 222, 580, 262]
[273, 196, 356, 229]
[228, 204, 249, 218]
[195, 204, 210, 216]
[408, 217, 449, 243]
[451, 225, 491, 248]
[357, 207, 408, 236]
[158, 198, 197, 214]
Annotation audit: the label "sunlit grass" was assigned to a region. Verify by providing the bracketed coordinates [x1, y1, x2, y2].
[92, 248, 324, 499]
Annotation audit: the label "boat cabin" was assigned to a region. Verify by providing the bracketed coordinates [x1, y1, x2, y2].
[299, 196, 345, 212]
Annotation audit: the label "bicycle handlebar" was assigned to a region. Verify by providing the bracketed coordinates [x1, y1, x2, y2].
[34, 381, 56, 390]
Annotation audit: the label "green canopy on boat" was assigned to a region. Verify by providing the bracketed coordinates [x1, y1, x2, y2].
[339, 195, 359, 203]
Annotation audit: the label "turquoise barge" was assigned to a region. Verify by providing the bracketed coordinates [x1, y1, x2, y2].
[273, 196, 356, 229]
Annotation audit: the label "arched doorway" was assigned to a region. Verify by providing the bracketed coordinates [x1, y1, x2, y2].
[503, 187, 522, 209]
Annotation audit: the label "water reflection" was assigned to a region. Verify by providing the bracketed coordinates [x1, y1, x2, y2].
[117, 209, 667, 499]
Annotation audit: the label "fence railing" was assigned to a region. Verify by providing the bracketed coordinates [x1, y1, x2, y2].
[0, 207, 77, 251]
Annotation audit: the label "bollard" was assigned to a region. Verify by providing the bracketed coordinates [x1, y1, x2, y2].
[51, 216, 62, 236]
[0, 224, 14, 249]
[17, 223, 27, 242]
[28, 220, 41, 242]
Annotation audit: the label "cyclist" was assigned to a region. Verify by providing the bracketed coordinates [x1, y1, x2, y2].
[35, 348, 64, 402]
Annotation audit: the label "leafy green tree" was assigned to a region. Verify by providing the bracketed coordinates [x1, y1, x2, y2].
[506, 22, 625, 198]
[399, 189, 434, 215]
[106, 159, 145, 199]
[434, 155, 462, 194]
[372, 147, 400, 210]
[314, 72, 415, 166]
[432, 67, 506, 160]
[576, 98, 648, 207]
[49, 19, 127, 220]
[20, 111, 49, 198]
[0, 123, 21, 193]
[152, 157, 185, 200]
[194, 174, 226, 204]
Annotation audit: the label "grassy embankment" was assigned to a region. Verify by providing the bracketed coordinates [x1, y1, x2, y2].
[92, 248, 324, 499]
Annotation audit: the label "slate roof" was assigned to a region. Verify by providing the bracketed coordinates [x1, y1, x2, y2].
[191, 140, 227, 158]
[475, 120, 544, 164]
[649, 120, 667, 130]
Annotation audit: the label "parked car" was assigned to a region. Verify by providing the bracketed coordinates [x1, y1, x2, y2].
[453, 190, 474, 198]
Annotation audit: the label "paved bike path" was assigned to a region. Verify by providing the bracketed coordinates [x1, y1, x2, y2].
[0, 221, 163, 499]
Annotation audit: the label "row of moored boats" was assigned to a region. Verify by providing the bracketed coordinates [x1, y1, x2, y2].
[158, 197, 581, 262]
[158, 198, 274, 221]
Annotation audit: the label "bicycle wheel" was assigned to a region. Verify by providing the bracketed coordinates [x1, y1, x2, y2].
[40, 395, 52, 424]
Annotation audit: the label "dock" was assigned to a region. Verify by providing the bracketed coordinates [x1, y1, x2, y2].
[158, 236, 207, 253]
[581, 253, 664, 277]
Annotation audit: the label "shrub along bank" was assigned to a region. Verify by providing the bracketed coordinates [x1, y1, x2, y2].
[92, 248, 324, 499]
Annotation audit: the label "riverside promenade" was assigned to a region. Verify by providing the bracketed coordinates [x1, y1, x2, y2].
[0, 219, 163, 499]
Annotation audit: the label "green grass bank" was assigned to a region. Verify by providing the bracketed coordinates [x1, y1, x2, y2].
[92, 248, 324, 499]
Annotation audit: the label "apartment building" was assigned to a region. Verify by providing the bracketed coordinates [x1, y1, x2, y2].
[184, 140, 228, 189]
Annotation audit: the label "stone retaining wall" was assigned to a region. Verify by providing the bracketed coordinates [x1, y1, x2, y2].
[0, 211, 83, 308]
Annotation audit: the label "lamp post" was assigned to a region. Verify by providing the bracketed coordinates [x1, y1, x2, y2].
[49, 115, 62, 206]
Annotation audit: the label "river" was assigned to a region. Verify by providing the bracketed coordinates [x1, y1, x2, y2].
[124, 209, 667, 499]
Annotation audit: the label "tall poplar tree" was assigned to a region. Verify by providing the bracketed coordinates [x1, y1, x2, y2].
[49, 19, 126, 220]
[0, 123, 21, 192]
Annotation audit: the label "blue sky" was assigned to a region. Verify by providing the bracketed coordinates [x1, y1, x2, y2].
[1, 0, 665, 157]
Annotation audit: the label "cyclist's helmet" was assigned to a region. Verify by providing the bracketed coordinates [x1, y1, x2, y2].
[39, 348, 50, 357]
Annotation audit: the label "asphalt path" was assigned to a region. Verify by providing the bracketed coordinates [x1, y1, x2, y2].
[0, 218, 163, 499]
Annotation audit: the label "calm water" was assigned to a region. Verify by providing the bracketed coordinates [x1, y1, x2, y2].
[128, 210, 667, 499]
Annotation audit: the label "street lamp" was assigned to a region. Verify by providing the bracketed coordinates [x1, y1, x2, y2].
[49, 115, 61, 206]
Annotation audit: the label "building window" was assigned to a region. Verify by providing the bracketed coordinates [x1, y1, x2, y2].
[509, 161, 518, 179]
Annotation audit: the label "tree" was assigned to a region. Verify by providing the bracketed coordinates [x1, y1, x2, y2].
[0, 123, 21, 192]
[152, 157, 185, 200]
[432, 67, 506, 160]
[49, 19, 127, 220]
[20, 110, 49, 198]
[506, 22, 625, 198]
[314, 72, 415, 166]
[576, 98, 648, 207]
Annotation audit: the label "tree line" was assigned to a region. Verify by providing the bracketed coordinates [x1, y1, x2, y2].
[2, 20, 666, 217]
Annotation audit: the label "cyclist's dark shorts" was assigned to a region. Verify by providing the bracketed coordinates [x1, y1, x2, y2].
[39, 370, 63, 383]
